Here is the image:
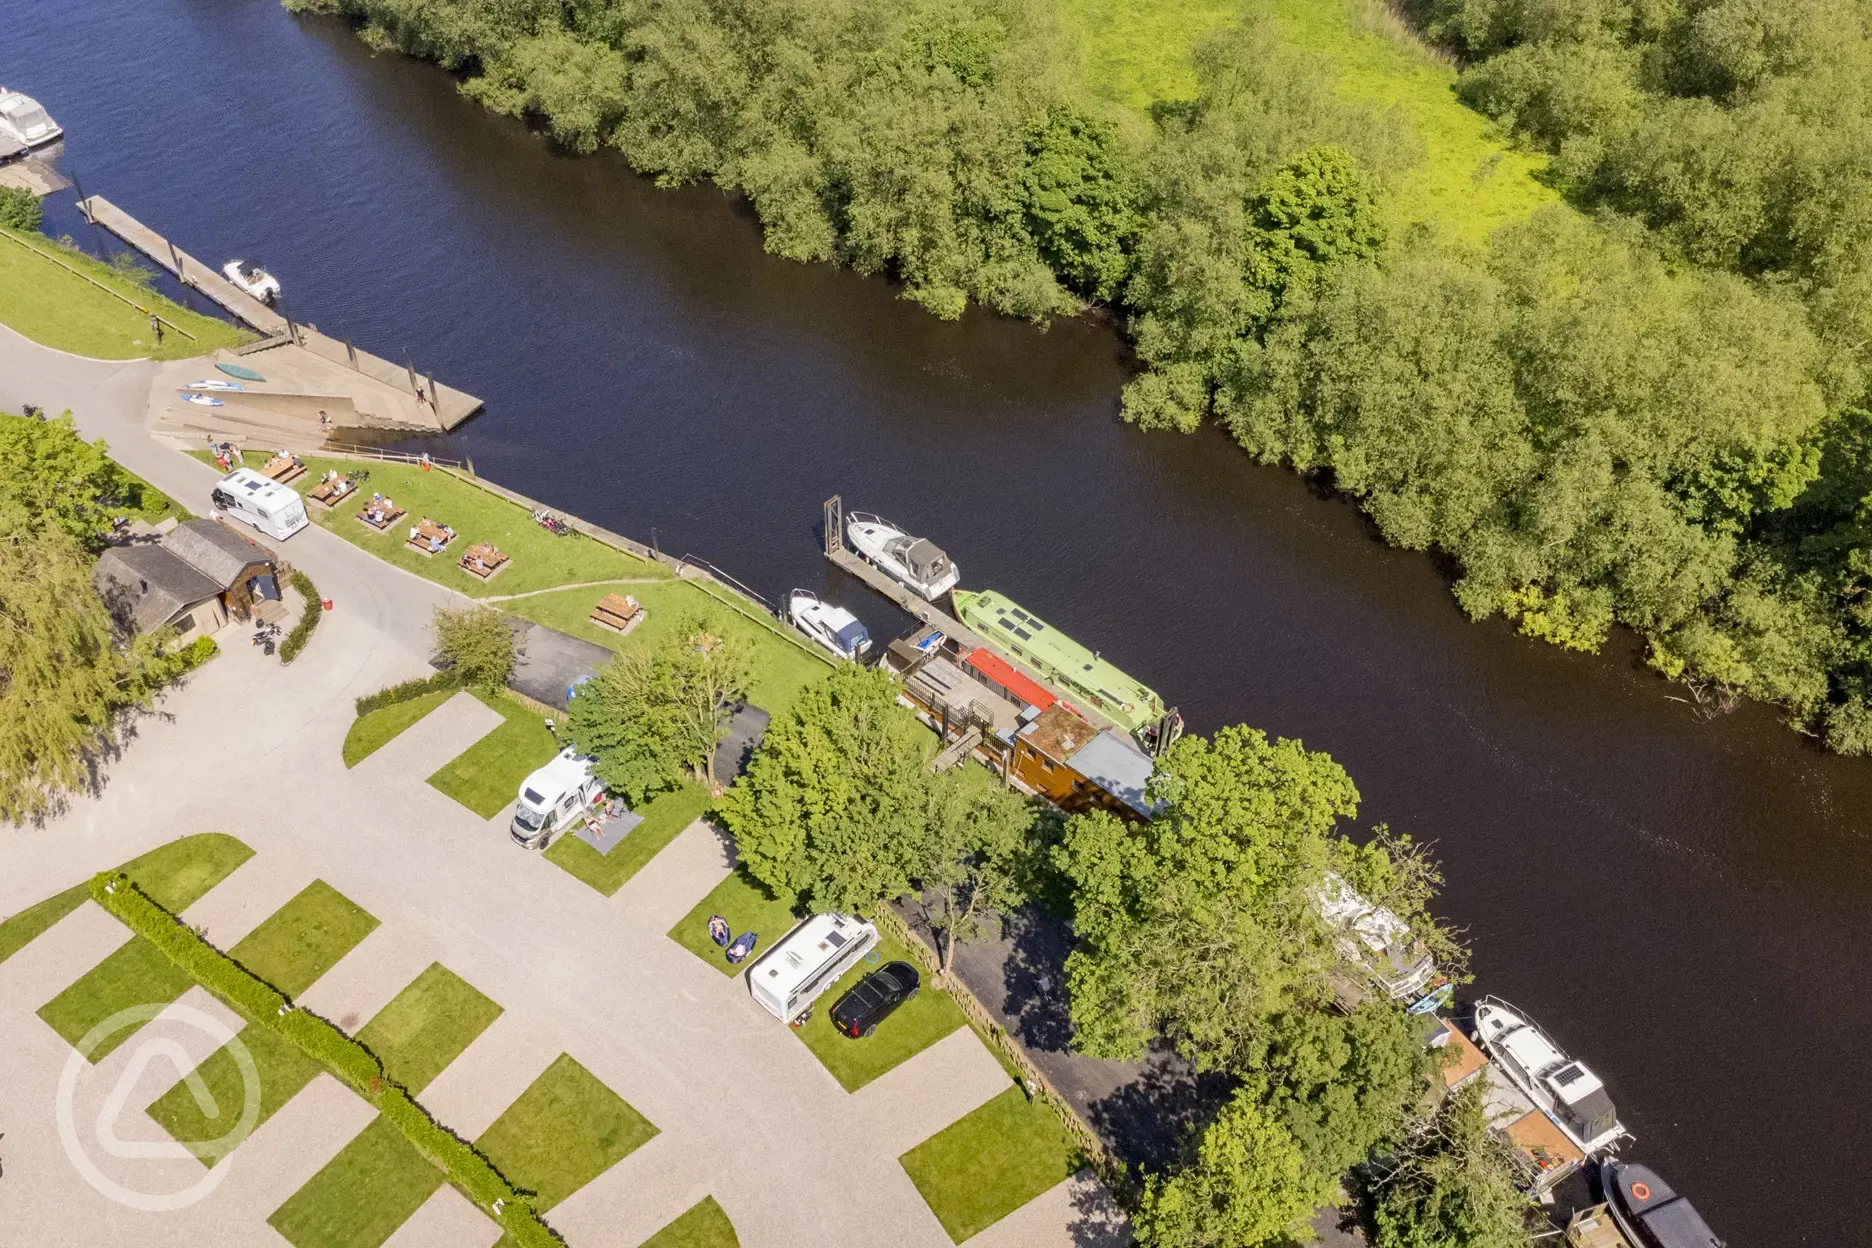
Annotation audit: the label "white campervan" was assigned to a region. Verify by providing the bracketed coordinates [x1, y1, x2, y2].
[211, 468, 309, 541]
[746, 913, 879, 1024]
[510, 749, 604, 849]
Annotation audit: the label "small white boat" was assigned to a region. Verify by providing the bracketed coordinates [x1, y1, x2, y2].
[222, 260, 281, 304]
[182, 393, 224, 408]
[0, 88, 62, 150]
[187, 379, 245, 392]
[846, 512, 959, 601]
[1474, 997, 1629, 1158]
[788, 590, 872, 662]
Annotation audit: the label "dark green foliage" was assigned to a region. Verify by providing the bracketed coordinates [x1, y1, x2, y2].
[1132, 1088, 1332, 1248]
[0, 186, 43, 233]
[429, 602, 514, 688]
[1022, 107, 1140, 300]
[278, 570, 322, 663]
[355, 668, 466, 716]
[1366, 1082, 1534, 1248]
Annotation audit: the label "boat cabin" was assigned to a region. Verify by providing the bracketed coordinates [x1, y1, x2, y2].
[1313, 873, 1438, 1007]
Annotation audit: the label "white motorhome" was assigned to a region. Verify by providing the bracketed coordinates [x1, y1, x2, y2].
[510, 749, 604, 848]
[746, 913, 879, 1023]
[211, 468, 308, 541]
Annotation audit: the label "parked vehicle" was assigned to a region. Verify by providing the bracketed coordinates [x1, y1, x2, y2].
[510, 748, 604, 849]
[1474, 997, 1630, 1158]
[221, 259, 281, 303]
[1600, 1161, 1725, 1248]
[0, 88, 62, 149]
[746, 913, 879, 1024]
[211, 468, 308, 541]
[845, 512, 960, 601]
[829, 960, 920, 1038]
[787, 589, 871, 662]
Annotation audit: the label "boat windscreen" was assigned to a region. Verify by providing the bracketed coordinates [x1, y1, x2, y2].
[835, 621, 871, 652]
[1559, 1087, 1618, 1142]
[903, 538, 950, 581]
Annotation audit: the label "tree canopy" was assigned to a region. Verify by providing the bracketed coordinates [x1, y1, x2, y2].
[430, 604, 516, 691]
[1368, 1082, 1535, 1248]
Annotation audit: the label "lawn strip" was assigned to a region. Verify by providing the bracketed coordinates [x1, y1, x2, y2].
[425, 691, 558, 818]
[640, 1196, 739, 1248]
[355, 963, 503, 1094]
[146, 1023, 322, 1165]
[228, 880, 379, 997]
[475, 1053, 656, 1212]
[267, 1114, 445, 1248]
[793, 933, 967, 1091]
[543, 783, 712, 896]
[667, 869, 801, 978]
[899, 1085, 1081, 1243]
[36, 936, 195, 1060]
[0, 884, 88, 966]
[344, 689, 454, 767]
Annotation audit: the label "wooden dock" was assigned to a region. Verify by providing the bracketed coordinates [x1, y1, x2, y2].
[78, 195, 482, 429]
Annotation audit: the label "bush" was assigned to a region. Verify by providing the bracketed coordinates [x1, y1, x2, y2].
[278, 571, 321, 663]
[355, 669, 467, 716]
[0, 187, 42, 233]
[431, 604, 515, 690]
[176, 635, 219, 671]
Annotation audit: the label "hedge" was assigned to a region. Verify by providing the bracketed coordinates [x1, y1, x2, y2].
[355, 668, 465, 717]
[88, 873, 563, 1246]
[279, 570, 321, 664]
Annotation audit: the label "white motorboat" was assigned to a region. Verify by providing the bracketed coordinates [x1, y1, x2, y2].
[1474, 997, 1629, 1158]
[788, 590, 872, 662]
[187, 379, 245, 392]
[222, 260, 281, 304]
[0, 89, 62, 150]
[846, 512, 959, 601]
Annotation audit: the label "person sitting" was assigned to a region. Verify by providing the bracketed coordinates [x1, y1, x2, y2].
[428, 534, 444, 553]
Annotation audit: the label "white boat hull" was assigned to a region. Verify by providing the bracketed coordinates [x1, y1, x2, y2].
[1473, 999, 1628, 1159]
[846, 516, 959, 601]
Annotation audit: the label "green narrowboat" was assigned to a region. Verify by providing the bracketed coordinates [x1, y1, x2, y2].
[952, 589, 1165, 737]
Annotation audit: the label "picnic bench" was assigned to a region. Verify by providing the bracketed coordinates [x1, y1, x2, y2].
[355, 497, 405, 533]
[590, 593, 646, 635]
[458, 541, 510, 582]
[261, 454, 306, 486]
[406, 518, 457, 557]
[307, 473, 356, 510]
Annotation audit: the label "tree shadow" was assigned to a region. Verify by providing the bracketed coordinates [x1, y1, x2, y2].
[997, 905, 1079, 1053]
[1087, 1047, 1236, 1173]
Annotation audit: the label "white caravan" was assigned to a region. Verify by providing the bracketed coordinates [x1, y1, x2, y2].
[211, 468, 308, 541]
[510, 749, 604, 849]
[747, 913, 879, 1023]
[846, 512, 960, 601]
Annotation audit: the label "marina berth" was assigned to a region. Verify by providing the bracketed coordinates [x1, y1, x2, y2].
[1475, 997, 1630, 1159]
[787, 589, 871, 662]
[845, 511, 959, 600]
[1600, 1162, 1725, 1248]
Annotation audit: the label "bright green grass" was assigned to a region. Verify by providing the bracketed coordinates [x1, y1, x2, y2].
[0, 884, 88, 966]
[268, 1114, 444, 1248]
[109, 463, 190, 525]
[544, 782, 713, 896]
[36, 936, 194, 1061]
[668, 869, 803, 978]
[1062, 0, 1242, 111]
[123, 832, 257, 912]
[504, 580, 832, 719]
[0, 228, 252, 361]
[147, 1023, 322, 1165]
[794, 934, 968, 1091]
[343, 689, 455, 768]
[355, 963, 502, 1094]
[899, 1086, 1082, 1243]
[476, 1053, 657, 1212]
[640, 1197, 739, 1248]
[425, 690, 558, 818]
[228, 880, 379, 998]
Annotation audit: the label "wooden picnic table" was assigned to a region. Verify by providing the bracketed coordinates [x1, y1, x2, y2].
[406, 518, 456, 557]
[307, 475, 356, 508]
[591, 592, 645, 635]
[262, 454, 306, 485]
[355, 498, 405, 532]
[459, 541, 509, 581]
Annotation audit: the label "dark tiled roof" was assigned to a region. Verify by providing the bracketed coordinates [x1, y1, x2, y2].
[93, 545, 221, 633]
[163, 519, 273, 588]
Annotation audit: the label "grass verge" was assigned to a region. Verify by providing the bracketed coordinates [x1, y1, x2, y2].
[668, 869, 803, 978]
[0, 227, 252, 360]
[543, 782, 712, 896]
[641, 1197, 739, 1248]
[147, 1023, 323, 1165]
[228, 880, 379, 998]
[268, 1114, 445, 1248]
[344, 688, 455, 767]
[793, 933, 968, 1092]
[356, 963, 503, 1094]
[0, 884, 88, 966]
[899, 1086, 1082, 1243]
[36, 936, 194, 1060]
[425, 690, 558, 818]
[476, 1053, 657, 1212]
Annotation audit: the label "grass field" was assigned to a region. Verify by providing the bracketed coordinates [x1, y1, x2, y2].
[147, 1022, 322, 1164]
[899, 1086, 1081, 1242]
[343, 689, 455, 767]
[36, 936, 195, 1060]
[0, 883, 89, 966]
[425, 690, 558, 818]
[355, 962, 502, 1093]
[268, 1114, 444, 1248]
[475, 1053, 657, 1212]
[794, 934, 968, 1091]
[0, 227, 252, 360]
[544, 782, 713, 896]
[227, 880, 378, 997]
[641, 1197, 739, 1248]
[668, 869, 803, 978]
[505, 580, 832, 719]
[1062, 0, 1242, 110]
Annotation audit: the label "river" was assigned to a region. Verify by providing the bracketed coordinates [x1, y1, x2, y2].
[12, 1, 1871, 1241]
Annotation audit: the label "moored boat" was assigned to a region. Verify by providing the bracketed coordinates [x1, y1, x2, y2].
[1474, 997, 1629, 1158]
[787, 590, 871, 662]
[0, 88, 62, 150]
[1600, 1161, 1725, 1248]
[845, 512, 959, 601]
[222, 259, 281, 303]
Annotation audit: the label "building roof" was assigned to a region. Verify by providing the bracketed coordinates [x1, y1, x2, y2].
[963, 647, 1057, 712]
[1069, 729, 1157, 817]
[93, 544, 222, 633]
[164, 519, 274, 588]
[907, 656, 1020, 736]
[1018, 703, 1095, 763]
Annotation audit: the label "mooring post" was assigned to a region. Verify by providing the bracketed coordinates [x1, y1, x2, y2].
[824, 495, 842, 557]
[346, 338, 358, 370]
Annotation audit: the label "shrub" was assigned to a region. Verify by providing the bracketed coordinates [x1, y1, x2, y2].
[176, 635, 219, 671]
[0, 187, 42, 233]
[431, 604, 515, 689]
[355, 669, 467, 716]
[279, 571, 321, 663]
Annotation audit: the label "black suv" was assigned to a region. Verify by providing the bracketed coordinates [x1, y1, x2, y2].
[829, 961, 920, 1038]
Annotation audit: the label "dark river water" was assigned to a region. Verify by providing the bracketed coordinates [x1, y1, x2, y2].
[12, 2, 1872, 1240]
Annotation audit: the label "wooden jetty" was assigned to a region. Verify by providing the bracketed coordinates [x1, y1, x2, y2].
[0, 155, 70, 198]
[78, 195, 482, 429]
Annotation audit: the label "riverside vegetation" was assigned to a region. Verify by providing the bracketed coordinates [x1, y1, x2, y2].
[289, 0, 1872, 754]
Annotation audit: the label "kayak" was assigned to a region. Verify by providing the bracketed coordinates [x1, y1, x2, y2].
[182, 393, 223, 407]
[188, 379, 244, 392]
[215, 362, 265, 381]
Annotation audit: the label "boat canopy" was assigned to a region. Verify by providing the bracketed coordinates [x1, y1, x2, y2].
[834, 619, 870, 653]
[1609, 1163, 1724, 1248]
[887, 534, 951, 584]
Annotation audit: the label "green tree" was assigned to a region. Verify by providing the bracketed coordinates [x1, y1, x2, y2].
[1022, 107, 1140, 300]
[567, 617, 750, 803]
[915, 772, 1036, 970]
[1133, 1089, 1333, 1248]
[0, 186, 43, 233]
[715, 665, 931, 914]
[429, 604, 516, 690]
[0, 413, 131, 551]
[1367, 1083, 1534, 1248]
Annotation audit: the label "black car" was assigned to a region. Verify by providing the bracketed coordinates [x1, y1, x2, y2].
[829, 961, 920, 1038]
